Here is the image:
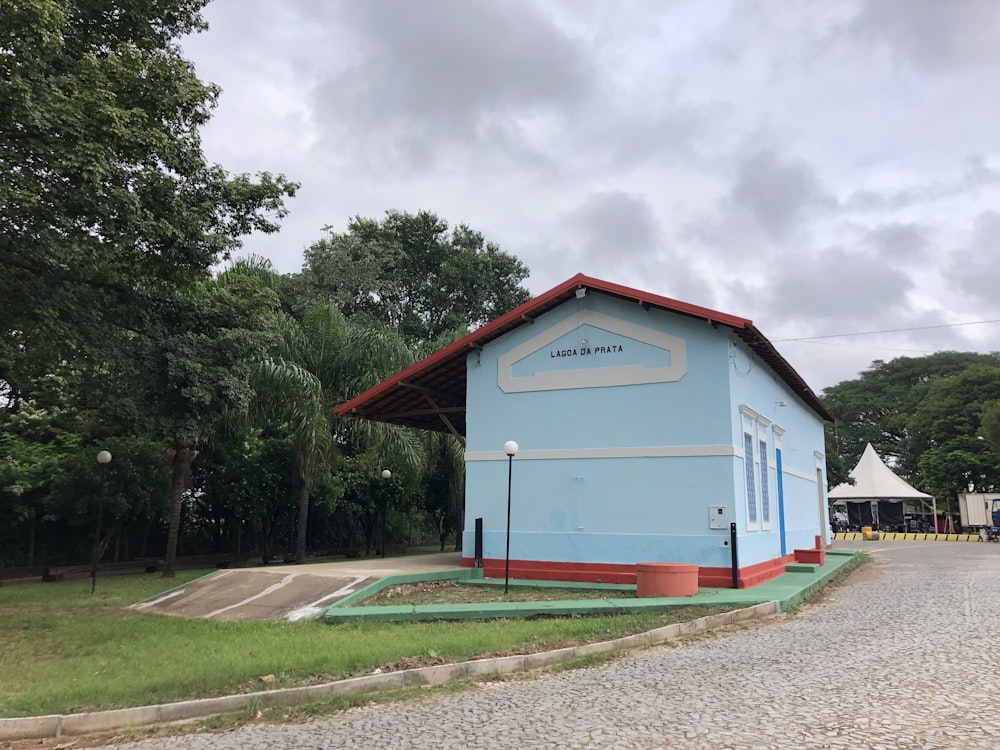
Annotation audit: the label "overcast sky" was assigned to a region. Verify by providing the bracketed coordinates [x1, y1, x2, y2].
[181, 0, 1000, 393]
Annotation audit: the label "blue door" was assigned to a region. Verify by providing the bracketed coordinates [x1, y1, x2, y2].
[776, 448, 787, 555]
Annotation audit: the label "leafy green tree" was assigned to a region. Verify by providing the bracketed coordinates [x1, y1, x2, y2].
[980, 401, 1000, 455]
[0, 380, 82, 564]
[821, 352, 1000, 480]
[191, 431, 299, 561]
[246, 305, 344, 564]
[822, 422, 853, 490]
[241, 292, 425, 563]
[420, 431, 465, 551]
[110, 270, 283, 577]
[908, 365, 1000, 504]
[294, 210, 531, 346]
[1, 0, 296, 425]
[0, 382, 170, 567]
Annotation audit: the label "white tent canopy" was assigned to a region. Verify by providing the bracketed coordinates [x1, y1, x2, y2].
[829, 443, 932, 501]
[829, 443, 936, 528]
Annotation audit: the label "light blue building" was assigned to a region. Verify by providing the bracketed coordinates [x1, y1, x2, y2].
[337, 274, 834, 588]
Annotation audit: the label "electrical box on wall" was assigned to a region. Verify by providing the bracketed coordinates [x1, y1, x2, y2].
[709, 506, 728, 529]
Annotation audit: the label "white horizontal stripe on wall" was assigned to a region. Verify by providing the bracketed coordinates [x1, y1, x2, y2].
[782, 466, 818, 483]
[465, 445, 739, 461]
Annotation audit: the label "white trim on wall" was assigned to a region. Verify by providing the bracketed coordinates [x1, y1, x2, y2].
[496, 309, 688, 393]
[466, 445, 740, 461]
[738, 404, 772, 427]
[783, 466, 818, 483]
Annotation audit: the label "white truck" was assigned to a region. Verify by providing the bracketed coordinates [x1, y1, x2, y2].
[958, 493, 1000, 529]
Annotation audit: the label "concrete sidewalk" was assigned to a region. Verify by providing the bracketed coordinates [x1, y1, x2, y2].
[323, 549, 862, 623]
[131, 552, 464, 621]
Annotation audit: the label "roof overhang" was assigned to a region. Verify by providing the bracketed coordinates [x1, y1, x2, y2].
[334, 273, 835, 436]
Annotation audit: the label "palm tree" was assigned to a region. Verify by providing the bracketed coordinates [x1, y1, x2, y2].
[420, 430, 465, 550]
[251, 303, 424, 563]
[213, 256, 426, 563]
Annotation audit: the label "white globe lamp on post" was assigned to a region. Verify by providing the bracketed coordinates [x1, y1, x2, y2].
[503, 441, 518, 594]
[92, 450, 112, 594]
[380, 469, 391, 559]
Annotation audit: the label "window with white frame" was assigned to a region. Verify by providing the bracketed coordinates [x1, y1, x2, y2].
[759, 434, 771, 529]
[739, 405, 772, 532]
[743, 430, 757, 529]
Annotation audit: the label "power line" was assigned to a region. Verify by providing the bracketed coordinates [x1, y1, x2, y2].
[772, 318, 1000, 343]
[778, 339, 936, 354]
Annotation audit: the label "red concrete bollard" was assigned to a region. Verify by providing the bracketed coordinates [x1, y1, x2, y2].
[636, 563, 699, 597]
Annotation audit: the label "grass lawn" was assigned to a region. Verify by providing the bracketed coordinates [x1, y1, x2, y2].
[0, 571, 727, 718]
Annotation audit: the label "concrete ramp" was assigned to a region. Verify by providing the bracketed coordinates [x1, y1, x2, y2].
[131, 552, 463, 622]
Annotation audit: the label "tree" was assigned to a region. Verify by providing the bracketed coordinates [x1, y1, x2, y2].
[420, 431, 465, 550]
[121, 270, 283, 577]
[822, 422, 852, 490]
[1, 0, 296, 418]
[243, 295, 425, 563]
[294, 210, 531, 346]
[191, 430, 299, 561]
[908, 365, 1000, 505]
[1, 0, 298, 574]
[980, 401, 1000, 455]
[246, 306, 342, 565]
[0, 376, 83, 565]
[821, 352, 1000, 481]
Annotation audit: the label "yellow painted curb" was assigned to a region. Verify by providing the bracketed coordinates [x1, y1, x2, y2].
[833, 531, 980, 542]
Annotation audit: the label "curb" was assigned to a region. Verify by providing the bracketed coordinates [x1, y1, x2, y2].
[0, 601, 780, 741]
[833, 532, 979, 542]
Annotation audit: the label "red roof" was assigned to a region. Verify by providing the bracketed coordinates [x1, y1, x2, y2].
[334, 273, 834, 435]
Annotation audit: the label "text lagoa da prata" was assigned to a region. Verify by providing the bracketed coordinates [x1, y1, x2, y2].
[549, 345, 624, 358]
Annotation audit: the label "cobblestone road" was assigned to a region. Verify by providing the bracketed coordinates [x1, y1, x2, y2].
[102, 542, 1000, 749]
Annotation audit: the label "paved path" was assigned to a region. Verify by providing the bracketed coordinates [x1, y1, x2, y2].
[102, 542, 1000, 749]
[131, 552, 463, 621]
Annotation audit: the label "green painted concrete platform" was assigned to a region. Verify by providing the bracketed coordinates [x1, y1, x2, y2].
[322, 549, 863, 624]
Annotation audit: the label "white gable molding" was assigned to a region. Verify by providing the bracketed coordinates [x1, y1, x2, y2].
[497, 309, 687, 393]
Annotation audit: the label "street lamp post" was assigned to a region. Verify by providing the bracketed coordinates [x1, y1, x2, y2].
[92, 450, 112, 594]
[503, 441, 518, 595]
[380, 469, 391, 559]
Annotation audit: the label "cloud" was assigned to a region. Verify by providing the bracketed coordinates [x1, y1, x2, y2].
[863, 223, 930, 265]
[745, 245, 915, 326]
[178, 1, 1000, 390]
[946, 212, 1000, 309]
[567, 191, 659, 259]
[727, 149, 836, 241]
[308, 0, 595, 169]
[847, 0, 1000, 70]
[846, 157, 1000, 213]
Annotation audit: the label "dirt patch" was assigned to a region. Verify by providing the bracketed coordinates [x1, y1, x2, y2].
[842, 554, 879, 584]
[787, 553, 873, 612]
[362, 580, 636, 606]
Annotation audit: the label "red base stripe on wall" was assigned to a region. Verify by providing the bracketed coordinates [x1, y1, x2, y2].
[461, 554, 794, 589]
